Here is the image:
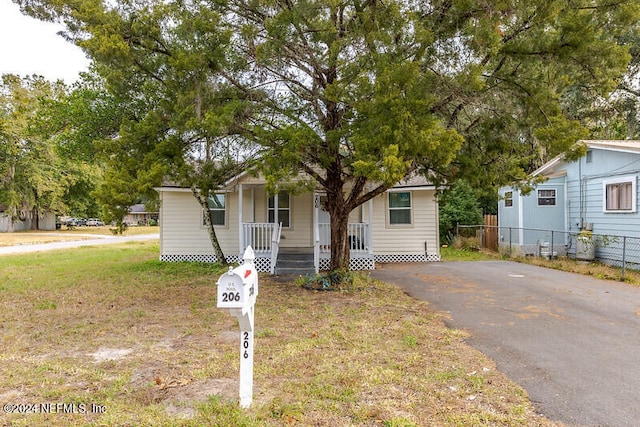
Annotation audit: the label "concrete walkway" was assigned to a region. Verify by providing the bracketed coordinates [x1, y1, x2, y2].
[0, 233, 159, 255]
[372, 261, 640, 427]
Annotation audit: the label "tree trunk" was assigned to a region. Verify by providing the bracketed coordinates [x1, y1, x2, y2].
[31, 207, 39, 230]
[191, 187, 228, 266]
[329, 206, 351, 271]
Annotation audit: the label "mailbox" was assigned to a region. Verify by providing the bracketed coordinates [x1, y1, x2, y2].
[215, 246, 258, 409]
[216, 248, 258, 315]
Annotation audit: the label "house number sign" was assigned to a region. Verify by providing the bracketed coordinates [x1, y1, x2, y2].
[216, 246, 258, 408]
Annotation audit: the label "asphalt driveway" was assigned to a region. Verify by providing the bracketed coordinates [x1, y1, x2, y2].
[372, 261, 640, 427]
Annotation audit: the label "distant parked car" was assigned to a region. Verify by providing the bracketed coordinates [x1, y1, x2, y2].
[86, 218, 104, 226]
[62, 217, 78, 229]
[76, 218, 87, 226]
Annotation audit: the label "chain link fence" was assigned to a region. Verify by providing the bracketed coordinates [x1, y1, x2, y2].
[456, 225, 640, 281]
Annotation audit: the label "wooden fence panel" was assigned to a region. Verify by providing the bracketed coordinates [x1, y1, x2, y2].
[483, 215, 498, 251]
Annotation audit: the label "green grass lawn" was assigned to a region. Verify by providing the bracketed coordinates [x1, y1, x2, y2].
[0, 242, 560, 426]
[441, 241, 640, 285]
[440, 245, 501, 261]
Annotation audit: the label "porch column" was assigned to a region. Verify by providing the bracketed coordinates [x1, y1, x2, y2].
[368, 198, 374, 254]
[313, 192, 320, 273]
[273, 193, 279, 225]
[238, 184, 244, 259]
[250, 188, 255, 222]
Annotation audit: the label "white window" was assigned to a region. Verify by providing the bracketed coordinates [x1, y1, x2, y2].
[268, 191, 290, 227]
[537, 189, 556, 206]
[205, 193, 226, 226]
[604, 176, 636, 213]
[504, 191, 513, 207]
[388, 192, 412, 225]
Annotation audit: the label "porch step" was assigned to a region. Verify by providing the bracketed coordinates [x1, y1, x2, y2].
[275, 251, 315, 276]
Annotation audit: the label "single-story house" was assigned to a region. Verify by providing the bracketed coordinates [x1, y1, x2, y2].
[155, 172, 441, 273]
[498, 140, 640, 261]
[123, 204, 159, 226]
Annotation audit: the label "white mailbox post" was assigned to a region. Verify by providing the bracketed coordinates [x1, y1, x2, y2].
[216, 246, 258, 409]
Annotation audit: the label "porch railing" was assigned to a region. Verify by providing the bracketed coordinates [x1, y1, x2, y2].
[242, 223, 278, 254]
[318, 223, 370, 254]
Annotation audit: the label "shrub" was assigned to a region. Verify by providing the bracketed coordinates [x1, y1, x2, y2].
[452, 235, 480, 251]
[295, 270, 370, 292]
[439, 180, 483, 244]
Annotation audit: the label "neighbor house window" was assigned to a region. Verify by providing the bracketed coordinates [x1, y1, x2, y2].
[504, 191, 513, 207]
[537, 189, 556, 206]
[388, 192, 412, 225]
[205, 193, 226, 226]
[268, 191, 290, 227]
[604, 177, 636, 213]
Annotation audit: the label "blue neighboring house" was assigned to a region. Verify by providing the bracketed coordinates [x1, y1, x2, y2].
[498, 140, 640, 260]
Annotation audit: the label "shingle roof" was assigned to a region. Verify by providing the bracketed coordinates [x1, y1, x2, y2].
[580, 140, 640, 153]
[160, 169, 434, 191]
[129, 204, 149, 213]
[393, 173, 433, 188]
[533, 140, 640, 177]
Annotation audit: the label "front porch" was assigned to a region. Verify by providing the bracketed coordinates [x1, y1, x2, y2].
[235, 184, 376, 273]
[316, 223, 375, 271]
[241, 221, 375, 273]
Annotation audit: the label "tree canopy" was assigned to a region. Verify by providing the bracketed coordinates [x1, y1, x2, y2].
[0, 74, 104, 229]
[438, 179, 483, 244]
[16, 0, 639, 270]
[574, 23, 640, 140]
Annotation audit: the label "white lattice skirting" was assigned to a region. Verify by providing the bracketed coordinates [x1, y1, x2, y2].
[374, 254, 441, 263]
[317, 254, 439, 270]
[161, 252, 440, 272]
[161, 254, 274, 272]
[253, 257, 272, 272]
[318, 257, 376, 271]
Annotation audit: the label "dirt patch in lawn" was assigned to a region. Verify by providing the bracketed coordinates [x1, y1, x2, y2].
[0, 226, 159, 247]
[0, 232, 97, 246]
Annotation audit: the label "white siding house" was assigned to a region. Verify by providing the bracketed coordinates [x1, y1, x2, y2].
[156, 172, 440, 273]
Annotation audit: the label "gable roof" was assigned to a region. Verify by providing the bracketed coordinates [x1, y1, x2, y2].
[224, 168, 435, 190]
[390, 172, 434, 190]
[159, 169, 435, 192]
[533, 140, 640, 178]
[583, 140, 640, 153]
[128, 203, 156, 214]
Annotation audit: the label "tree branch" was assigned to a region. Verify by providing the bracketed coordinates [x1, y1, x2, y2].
[300, 161, 327, 188]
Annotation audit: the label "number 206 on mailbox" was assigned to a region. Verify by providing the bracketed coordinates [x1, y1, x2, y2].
[216, 264, 257, 313]
[217, 273, 245, 308]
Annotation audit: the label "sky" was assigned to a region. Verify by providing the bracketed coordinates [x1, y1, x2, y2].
[0, 0, 90, 84]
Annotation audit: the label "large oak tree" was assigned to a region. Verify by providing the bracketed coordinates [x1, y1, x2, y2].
[17, 0, 638, 271]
